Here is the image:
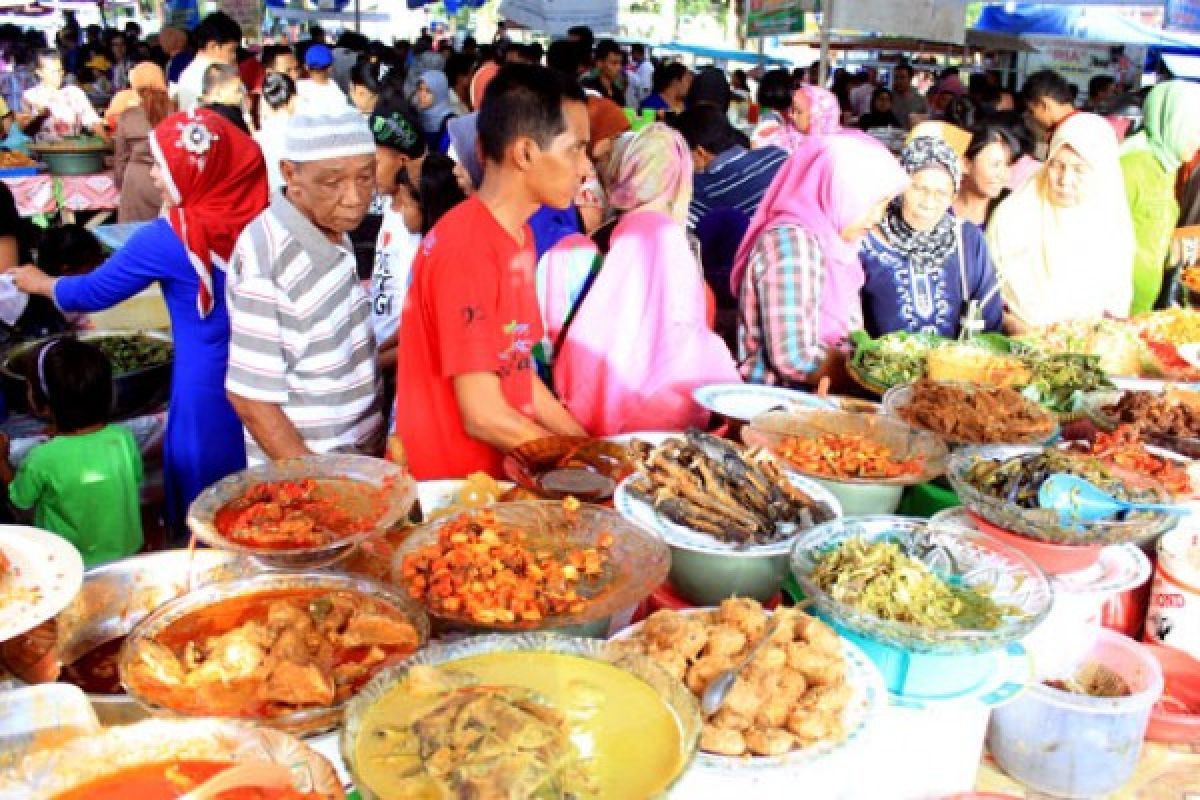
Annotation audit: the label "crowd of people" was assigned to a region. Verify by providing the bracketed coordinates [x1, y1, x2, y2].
[0, 14, 1199, 570]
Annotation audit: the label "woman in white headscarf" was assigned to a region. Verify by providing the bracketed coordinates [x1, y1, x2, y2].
[987, 112, 1134, 331]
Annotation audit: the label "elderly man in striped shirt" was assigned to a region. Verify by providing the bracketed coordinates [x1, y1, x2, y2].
[225, 108, 384, 464]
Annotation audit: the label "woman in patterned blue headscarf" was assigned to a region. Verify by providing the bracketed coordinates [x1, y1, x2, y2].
[858, 135, 1004, 338]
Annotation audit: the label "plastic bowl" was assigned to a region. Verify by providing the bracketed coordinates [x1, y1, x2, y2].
[744, 409, 948, 516]
[790, 516, 1053, 656]
[119, 572, 429, 737]
[946, 445, 1176, 546]
[882, 382, 1058, 447]
[187, 454, 416, 570]
[392, 500, 669, 637]
[987, 629, 1164, 798]
[1144, 643, 1200, 743]
[0, 718, 343, 798]
[501, 435, 635, 502]
[614, 473, 842, 606]
[965, 511, 1105, 575]
[340, 633, 701, 800]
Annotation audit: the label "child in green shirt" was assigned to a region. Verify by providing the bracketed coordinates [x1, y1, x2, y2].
[0, 337, 143, 567]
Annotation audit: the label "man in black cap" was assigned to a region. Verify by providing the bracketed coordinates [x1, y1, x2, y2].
[367, 100, 427, 375]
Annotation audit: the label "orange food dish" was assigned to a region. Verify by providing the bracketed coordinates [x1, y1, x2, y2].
[776, 432, 925, 480]
[214, 478, 388, 550]
[50, 760, 319, 800]
[1071, 426, 1193, 497]
[400, 509, 614, 626]
[125, 588, 419, 719]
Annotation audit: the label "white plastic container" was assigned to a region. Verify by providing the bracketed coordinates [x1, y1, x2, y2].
[1145, 526, 1200, 660]
[987, 628, 1163, 798]
[851, 643, 1030, 800]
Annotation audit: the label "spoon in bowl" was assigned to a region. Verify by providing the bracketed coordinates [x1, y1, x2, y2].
[177, 762, 296, 800]
[701, 615, 784, 717]
[1038, 473, 1193, 524]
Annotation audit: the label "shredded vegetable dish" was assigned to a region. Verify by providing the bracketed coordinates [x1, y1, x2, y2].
[810, 536, 1013, 631]
[400, 508, 614, 626]
[776, 432, 924, 480]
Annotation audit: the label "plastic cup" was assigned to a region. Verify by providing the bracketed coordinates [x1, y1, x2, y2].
[987, 628, 1163, 798]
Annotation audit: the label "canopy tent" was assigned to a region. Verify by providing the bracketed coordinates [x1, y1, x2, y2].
[654, 41, 791, 67]
[976, 5, 1200, 49]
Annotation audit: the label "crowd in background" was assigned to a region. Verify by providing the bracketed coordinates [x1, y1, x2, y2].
[0, 13, 1198, 568]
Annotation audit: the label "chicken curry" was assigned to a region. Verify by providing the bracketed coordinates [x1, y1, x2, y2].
[125, 589, 419, 718]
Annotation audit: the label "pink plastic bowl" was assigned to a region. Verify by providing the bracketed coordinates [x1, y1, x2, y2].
[968, 512, 1104, 575]
[1144, 642, 1200, 743]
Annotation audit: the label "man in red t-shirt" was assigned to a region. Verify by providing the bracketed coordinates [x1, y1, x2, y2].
[393, 64, 590, 479]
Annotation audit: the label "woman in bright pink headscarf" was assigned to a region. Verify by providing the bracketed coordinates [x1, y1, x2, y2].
[538, 124, 739, 435]
[752, 85, 843, 153]
[734, 133, 909, 387]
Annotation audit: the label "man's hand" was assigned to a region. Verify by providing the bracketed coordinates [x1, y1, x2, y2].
[9, 265, 56, 296]
[453, 372, 552, 453]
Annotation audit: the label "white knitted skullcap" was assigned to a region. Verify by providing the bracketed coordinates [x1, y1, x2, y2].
[283, 107, 376, 162]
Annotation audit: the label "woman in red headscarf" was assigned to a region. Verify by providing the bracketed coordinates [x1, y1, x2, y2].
[12, 109, 269, 541]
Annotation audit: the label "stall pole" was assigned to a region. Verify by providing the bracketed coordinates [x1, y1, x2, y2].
[354, 0, 362, 32]
[819, 0, 834, 85]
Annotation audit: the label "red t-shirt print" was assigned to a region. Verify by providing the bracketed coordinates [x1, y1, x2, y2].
[392, 197, 544, 480]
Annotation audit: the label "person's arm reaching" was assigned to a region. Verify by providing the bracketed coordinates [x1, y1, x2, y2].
[453, 372, 553, 452]
[532, 378, 587, 436]
[225, 393, 312, 460]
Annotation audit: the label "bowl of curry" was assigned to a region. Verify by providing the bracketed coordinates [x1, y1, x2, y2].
[0, 718, 343, 799]
[340, 633, 700, 800]
[118, 572, 429, 736]
[188, 454, 417, 569]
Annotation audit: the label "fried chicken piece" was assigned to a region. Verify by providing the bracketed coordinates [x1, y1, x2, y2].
[796, 682, 852, 713]
[705, 624, 748, 659]
[787, 710, 844, 744]
[745, 727, 796, 756]
[795, 615, 841, 655]
[754, 694, 792, 729]
[717, 598, 767, 641]
[750, 645, 787, 672]
[777, 670, 808, 702]
[686, 654, 733, 696]
[712, 707, 753, 731]
[701, 724, 746, 756]
[645, 647, 688, 681]
[786, 644, 845, 686]
[723, 676, 765, 718]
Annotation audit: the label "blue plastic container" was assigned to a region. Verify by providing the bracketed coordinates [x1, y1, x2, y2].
[827, 618, 1000, 698]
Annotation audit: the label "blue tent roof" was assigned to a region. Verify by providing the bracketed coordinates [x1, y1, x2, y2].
[976, 5, 1200, 49]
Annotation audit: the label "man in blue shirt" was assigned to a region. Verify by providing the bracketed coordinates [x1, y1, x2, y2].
[670, 106, 788, 229]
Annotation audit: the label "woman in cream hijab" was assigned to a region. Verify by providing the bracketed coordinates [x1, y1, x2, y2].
[987, 112, 1134, 331]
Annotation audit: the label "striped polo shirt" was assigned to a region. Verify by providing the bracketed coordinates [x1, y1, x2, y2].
[688, 144, 789, 229]
[226, 193, 383, 464]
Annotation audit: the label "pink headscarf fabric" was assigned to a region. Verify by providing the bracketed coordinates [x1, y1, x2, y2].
[731, 133, 909, 346]
[545, 211, 739, 435]
[603, 123, 692, 222]
[800, 86, 842, 136]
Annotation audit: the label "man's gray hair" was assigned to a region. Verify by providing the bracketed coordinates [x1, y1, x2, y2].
[202, 62, 241, 98]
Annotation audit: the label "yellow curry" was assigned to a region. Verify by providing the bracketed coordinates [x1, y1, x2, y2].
[354, 651, 687, 799]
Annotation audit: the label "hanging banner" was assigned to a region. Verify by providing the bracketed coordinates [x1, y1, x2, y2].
[746, 0, 814, 37]
[220, 0, 262, 38]
[1166, 0, 1200, 33]
[163, 0, 199, 31]
[498, 0, 618, 36]
[830, 0, 967, 44]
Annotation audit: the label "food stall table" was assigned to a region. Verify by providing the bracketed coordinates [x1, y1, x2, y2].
[0, 172, 119, 223]
[975, 741, 1200, 797]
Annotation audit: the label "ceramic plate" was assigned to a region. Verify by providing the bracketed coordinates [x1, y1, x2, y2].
[613, 473, 841, 556]
[693, 383, 832, 422]
[0, 526, 83, 642]
[1053, 543, 1153, 596]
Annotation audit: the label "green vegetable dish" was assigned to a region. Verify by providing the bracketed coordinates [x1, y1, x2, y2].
[91, 335, 172, 374]
[810, 535, 1015, 631]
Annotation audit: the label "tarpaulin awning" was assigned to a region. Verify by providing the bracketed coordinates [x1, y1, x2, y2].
[976, 5, 1200, 48]
[656, 42, 792, 66]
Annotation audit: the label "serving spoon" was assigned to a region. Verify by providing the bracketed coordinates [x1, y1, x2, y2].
[1038, 473, 1193, 524]
[701, 615, 784, 717]
[177, 761, 296, 800]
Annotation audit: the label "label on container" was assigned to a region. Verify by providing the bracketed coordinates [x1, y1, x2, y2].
[1145, 527, 1200, 660]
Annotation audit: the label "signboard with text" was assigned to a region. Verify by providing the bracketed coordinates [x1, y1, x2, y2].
[747, 0, 814, 37]
[221, 0, 262, 39]
[498, 0, 619, 36]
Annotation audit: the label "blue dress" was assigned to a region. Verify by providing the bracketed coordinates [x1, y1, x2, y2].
[53, 219, 247, 531]
[859, 220, 1004, 339]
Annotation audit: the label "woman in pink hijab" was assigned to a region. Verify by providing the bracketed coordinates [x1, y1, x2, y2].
[734, 133, 909, 387]
[540, 124, 739, 435]
[752, 85, 843, 153]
